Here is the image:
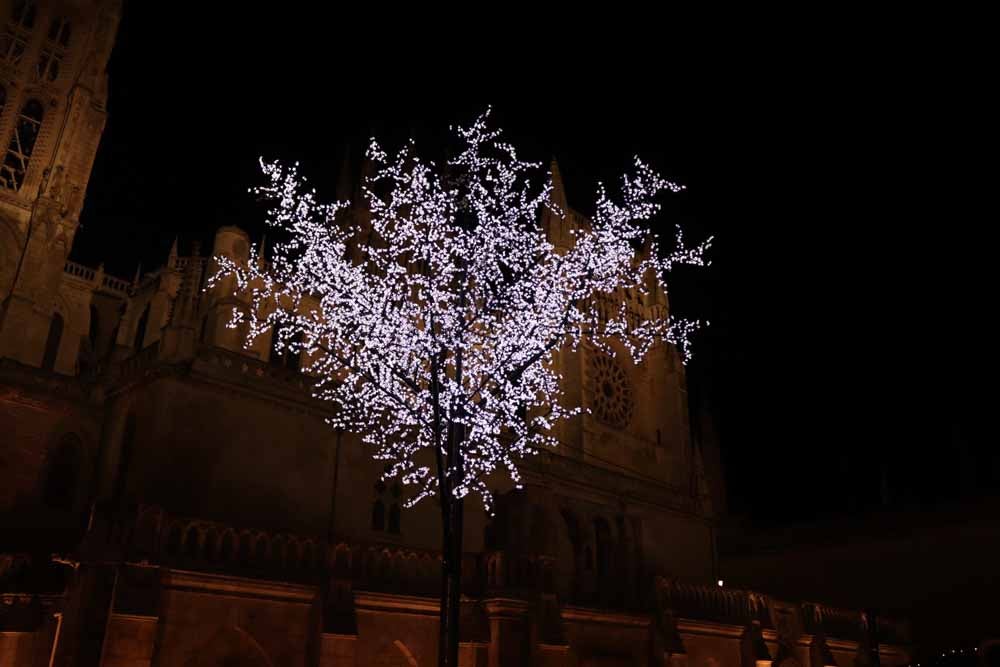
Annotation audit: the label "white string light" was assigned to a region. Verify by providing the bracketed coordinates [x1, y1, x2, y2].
[208, 109, 712, 512]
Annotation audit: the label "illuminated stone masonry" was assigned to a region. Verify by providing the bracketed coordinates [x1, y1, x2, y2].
[1, 504, 912, 667]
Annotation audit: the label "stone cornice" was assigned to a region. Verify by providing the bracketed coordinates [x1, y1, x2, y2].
[353, 591, 439, 615]
[675, 618, 746, 638]
[107, 612, 159, 622]
[161, 568, 316, 603]
[484, 597, 531, 619]
[561, 606, 651, 628]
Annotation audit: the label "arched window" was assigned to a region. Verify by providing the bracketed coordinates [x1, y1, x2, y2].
[1, 1, 36, 67]
[42, 434, 81, 510]
[88, 304, 100, 350]
[36, 17, 70, 82]
[41, 312, 63, 371]
[1, 99, 44, 191]
[559, 508, 584, 582]
[372, 472, 402, 534]
[112, 413, 136, 507]
[48, 16, 70, 46]
[371, 497, 385, 531]
[388, 500, 401, 535]
[133, 304, 150, 351]
[284, 334, 302, 371]
[165, 524, 182, 556]
[269, 325, 301, 371]
[593, 517, 612, 577]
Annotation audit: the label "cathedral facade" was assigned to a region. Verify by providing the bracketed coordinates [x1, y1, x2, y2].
[0, 2, 911, 665]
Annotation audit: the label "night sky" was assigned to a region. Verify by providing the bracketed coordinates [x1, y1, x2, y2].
[70, 7, 993, 526]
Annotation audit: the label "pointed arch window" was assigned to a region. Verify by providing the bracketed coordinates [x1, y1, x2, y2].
[112, 413, 137, 507]
[269, 325, 301, 371]
[88, 304, 100, 351]
[41, 312, 63, 371]
[1, 1, 36, 67]
[372, 472, 402, 534]
[133, 304, 150, 351]
[36, 17, 71, 82]
[593, 517, 612, 577]
[371, 495, 385, 531]
[43, 433, 81, 510]
[1, 99, 44, 191]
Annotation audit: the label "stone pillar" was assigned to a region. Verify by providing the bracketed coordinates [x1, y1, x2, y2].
[0, 595, 56, 666]
[319, 633, 357, 666]
[100, 614, 158, 667]
[0, 628, 47, 666]
[319, 574, 358, 666]
[485, 598, 530, 667]
[536, 643, 571, 667]
[459, 641, 489, 667]
[98, 564, 162, 667]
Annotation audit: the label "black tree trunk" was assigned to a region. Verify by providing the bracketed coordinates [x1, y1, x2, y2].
[438, 493, 465, 667]
[437, 278, 468, 667]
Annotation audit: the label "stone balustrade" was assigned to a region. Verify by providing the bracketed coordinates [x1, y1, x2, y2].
[64, 260, 132, 295]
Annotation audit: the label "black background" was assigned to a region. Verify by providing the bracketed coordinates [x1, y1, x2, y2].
[70, 6, 994, 526]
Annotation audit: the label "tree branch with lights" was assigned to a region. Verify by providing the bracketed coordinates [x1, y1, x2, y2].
[208, 109, 711, 667]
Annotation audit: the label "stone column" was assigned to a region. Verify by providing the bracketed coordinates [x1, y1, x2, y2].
[100, 614, 158, 667]
[485, 598, 530, 667]
[98, 564, 162, 667]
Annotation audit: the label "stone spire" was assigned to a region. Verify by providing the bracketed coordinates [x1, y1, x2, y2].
[167, 237, 179, 269]
[336, 145, 353, 203]
[549, 158, 568, 211]
[257, 235, 268, 269]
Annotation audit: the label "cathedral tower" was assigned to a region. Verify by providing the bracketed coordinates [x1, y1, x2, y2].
[0, 0, 120, 370]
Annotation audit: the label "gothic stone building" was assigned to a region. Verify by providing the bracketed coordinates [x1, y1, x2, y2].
[0, 1, 912, 665]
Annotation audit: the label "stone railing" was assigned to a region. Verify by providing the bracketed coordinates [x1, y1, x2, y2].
[127, 506, 324, 582]
[331, 542, 448, 597]
[659, 578, 771, 626]
[123, 507, 507, 598]
[64, 260, 132, 295]
[803, 603, 910, 645]
[658, 581, 911, 646]
[104, 274, 132, 293]
[114, 508, 911, 646]
[125, 506, 455, 594]
[803, 603, 866, 641]
[64, 260, 96, 282]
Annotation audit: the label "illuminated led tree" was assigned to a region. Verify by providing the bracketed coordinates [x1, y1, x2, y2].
[210, 110, 711, 667]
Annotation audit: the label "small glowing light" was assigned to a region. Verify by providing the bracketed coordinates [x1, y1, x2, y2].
[717, 579, 724, 587]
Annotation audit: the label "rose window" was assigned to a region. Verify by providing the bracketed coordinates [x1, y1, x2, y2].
[588, 351, 633, 428]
